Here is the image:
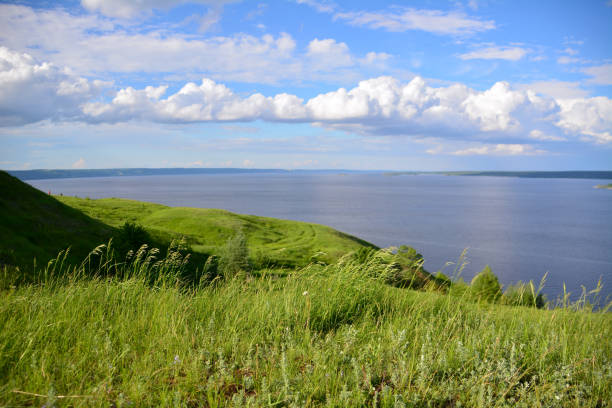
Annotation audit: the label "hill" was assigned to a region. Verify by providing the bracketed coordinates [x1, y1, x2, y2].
[57, 196, 376, 267]
[0, 171, 113, 269]
[0, 171, 376, 271]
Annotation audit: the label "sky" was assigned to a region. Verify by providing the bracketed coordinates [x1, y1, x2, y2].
[0, 0, 611, 171]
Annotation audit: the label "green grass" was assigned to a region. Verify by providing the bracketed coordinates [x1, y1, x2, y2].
[57, 196, 376, 267]
[2, 171, 610, 406]
[0, 172, 113, 268]
[0, 170, 375, 273]
[0, 250, 610, 407]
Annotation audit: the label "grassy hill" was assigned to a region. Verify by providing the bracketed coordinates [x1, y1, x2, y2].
[0, 171, 113, 269]
[57, 196, 375, 267]
[0, 171, 375, 272]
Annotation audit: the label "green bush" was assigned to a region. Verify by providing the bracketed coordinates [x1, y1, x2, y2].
[352, 247, 377, 264]
[503, 281, 546, 308]
[115, 222, 151, 254]
[433, 270, 452, 288]
[470, 265, 502, 303]
[218, 231, 249, 278]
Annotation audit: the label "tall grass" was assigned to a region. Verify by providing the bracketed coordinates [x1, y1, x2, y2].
[0, 245, 610, 407]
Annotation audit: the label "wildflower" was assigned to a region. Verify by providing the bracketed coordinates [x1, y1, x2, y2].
[174, 355, 180, 364]
[302, 291, 309, 296]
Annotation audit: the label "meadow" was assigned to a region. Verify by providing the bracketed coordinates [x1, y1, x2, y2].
[1, 245, 610, 407]
[1, 171, 611, 407]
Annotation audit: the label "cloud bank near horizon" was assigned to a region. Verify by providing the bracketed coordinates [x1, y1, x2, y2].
[1, 46, 610, 147]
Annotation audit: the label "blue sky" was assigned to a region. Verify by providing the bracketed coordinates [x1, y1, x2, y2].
[0, 0, 611, 170]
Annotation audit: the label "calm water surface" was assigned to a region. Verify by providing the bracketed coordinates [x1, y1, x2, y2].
[28, 174, 612, 302]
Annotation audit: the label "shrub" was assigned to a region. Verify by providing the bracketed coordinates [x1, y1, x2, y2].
[115, 222, 151, 254]
[433, 271, 452, 288]
[470, 265, 502, 303]
[352, 247, 377, 264]
[503, 281, 546, 308]
[218, 231, 249, 278]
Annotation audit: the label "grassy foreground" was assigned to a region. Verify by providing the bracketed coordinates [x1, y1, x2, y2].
[1, 248, 610, 407]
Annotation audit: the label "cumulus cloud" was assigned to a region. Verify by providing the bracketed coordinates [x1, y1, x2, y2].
[307, 38, 353, 69]
[334, 7, 495, 35]
[78, 75, 579, 145]
[0, 47, 106, 126]
[459, 46, 528, 61]
[2, 47, 611, 147]
[556, 97, 612, 144]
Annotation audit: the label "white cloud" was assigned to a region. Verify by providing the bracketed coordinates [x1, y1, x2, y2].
[295, 0, 337, 13]
[0, 5, 387, 85]
[72, 158, 86, 168]
[0, 47, 106, 126]
[307, 38, 353, 68]
[518, 80, 589, 99]
[334, 7, 495, 35]
[556, 97, 612, 144]
[582, 64, 612, 85]
[451, 144, 546, 156]
[459, 46, 528, 61]
[562, 47, 579, 56]
[80, 75, 572, 143]
[462, 82, 527, 131]
[557, 56, 582, 65]
[198, 6, 223, 32]
[80, 0, 236, 19]
[3, 48, 610, 146]
[528, 129, 566, 142]
[361, 52, 392, 66]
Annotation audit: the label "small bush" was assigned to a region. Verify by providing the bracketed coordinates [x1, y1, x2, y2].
[115, 222, 151, 254]
[433, 271, 452, 288]
[470, 265, 502, 303]
[218, 231, 249, 278]
[503, 281, 546, 308]
[352, 247, 377, 264]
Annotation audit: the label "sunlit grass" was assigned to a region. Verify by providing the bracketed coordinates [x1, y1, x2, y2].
[1, 246, 610, 407]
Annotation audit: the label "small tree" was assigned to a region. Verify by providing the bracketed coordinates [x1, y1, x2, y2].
[116, 222, 150, 255]
[219, 231, 249, 278]
[470, 265, 502, 303]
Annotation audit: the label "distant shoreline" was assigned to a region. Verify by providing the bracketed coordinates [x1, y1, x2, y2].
[5, 168, 612, 181]
[595, 183, 612, 190]
[6, 168, 373, 181]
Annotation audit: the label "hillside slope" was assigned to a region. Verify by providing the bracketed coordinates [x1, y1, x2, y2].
[0, 171, 113, 268]
[57, 196, 377, 267]
[1, 171, 376, 271]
